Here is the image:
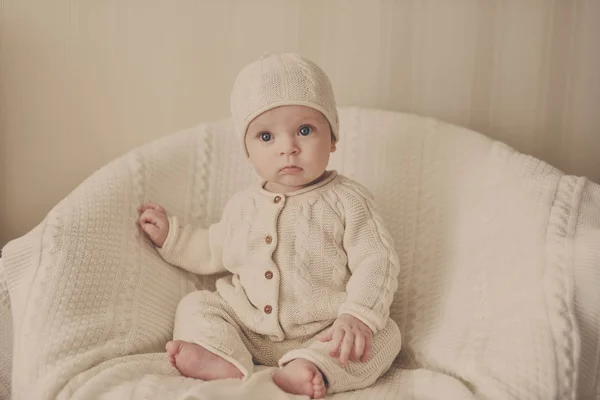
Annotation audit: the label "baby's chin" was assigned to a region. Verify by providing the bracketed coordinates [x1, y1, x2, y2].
[290, 172, 328, 184]
[264, 174, 321, 192]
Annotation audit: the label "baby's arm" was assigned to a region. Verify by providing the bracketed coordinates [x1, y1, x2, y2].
[337, 183, 400, 334]
[156, 216, 227, 275]
[138, 202, 228, 275]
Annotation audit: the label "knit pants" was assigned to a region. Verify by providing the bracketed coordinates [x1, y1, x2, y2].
[173, 290, 402, 395]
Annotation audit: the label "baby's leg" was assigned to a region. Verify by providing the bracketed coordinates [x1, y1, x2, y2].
[169, 290, 254, 380]
[166, 340, 243, 380]
[277, 318, 402, 395]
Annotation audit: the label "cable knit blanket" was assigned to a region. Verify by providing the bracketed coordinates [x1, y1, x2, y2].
[1, 107, 599, 400]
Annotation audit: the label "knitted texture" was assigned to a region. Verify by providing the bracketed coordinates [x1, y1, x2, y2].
[158, 172, 399, 340]
[170, 290, 400, 394]
[230, 53, 339, 149]
[572, 181, 600, 399]
[0, 107, 594, 399]
[0, 260, 12, 400]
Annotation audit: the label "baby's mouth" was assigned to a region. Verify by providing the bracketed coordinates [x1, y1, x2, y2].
[279, 165, 303, 173]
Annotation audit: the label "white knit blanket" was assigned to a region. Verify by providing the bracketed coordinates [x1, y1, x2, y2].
[2, 108, 598, 400]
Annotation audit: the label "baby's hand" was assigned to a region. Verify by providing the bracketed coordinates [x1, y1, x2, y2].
[316, 313, 372, 365]
[138, 202, 169, 248]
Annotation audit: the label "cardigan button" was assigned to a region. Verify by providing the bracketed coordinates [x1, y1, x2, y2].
[265, 235, 272, 244]
[264, 305, 273, 314]
[274, 196, 282, 203]
[265, 270, 273, 280]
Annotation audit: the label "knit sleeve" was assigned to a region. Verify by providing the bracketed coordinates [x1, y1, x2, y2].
[336, 181, 400, 334]
[156, 209, 229, 276]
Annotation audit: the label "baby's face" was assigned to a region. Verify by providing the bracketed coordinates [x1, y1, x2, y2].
[245, 105, 336, 193]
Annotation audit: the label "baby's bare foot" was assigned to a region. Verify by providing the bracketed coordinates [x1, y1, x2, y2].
[272, 358, 326, 399]
[165, 340, 244, 380]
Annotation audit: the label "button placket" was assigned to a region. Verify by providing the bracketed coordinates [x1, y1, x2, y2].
[262, 193, 281, 319]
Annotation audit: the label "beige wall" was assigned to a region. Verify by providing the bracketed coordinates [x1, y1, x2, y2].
[1, 0, 599, 247]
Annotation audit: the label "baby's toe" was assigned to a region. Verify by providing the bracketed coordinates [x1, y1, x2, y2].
[312, 373, 326, 399]
[168, 355, 177, 367]
[313, 386, 326, 399]
[165, 341, 174, 352]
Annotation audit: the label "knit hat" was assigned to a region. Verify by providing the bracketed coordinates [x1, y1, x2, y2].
[230, 53, 339, 154]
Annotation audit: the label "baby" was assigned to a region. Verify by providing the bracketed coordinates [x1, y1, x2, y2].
[138, 53, 401, 399]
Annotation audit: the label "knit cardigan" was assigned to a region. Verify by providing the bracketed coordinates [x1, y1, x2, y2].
[158, 171, 400, 340]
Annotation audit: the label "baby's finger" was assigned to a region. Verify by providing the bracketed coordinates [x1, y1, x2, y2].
[139, 202, 166, 214]
[140, 211, 157, 225]
[339, 329, 355, 364]
[141, 221, 161, 237]
[353, 332, 365, 362]
[316, 327, 333, 342]
[361, 335, 373, 363]
[330, 327, 344, 358]
[145, 203, 166, 213]
[138, 203, 155, 213]
[141, 210, 167, 228]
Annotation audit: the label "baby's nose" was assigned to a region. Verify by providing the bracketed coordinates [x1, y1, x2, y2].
[279, 136, 300, 155]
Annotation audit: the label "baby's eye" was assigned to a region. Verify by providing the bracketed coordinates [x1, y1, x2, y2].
[298, 125, 312, 136]
[259, 132, 272, 142]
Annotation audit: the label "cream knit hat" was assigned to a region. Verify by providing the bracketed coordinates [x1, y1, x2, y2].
[230, 53, 339, 153]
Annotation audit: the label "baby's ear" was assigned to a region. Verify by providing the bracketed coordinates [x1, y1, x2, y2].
[330, 141, 337, 152]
